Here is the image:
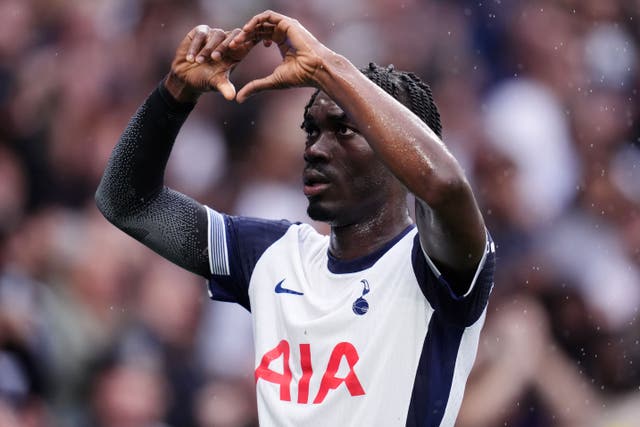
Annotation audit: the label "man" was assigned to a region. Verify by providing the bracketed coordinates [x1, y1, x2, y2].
[96, 10, 495, 427]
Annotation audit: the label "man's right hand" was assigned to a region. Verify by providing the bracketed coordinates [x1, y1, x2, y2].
[165, 25, 256, 103]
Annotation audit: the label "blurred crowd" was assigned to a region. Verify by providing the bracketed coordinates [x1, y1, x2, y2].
[0, 0, 639, 426]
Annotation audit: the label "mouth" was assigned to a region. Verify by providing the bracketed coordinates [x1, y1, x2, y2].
[303, 169, 331, 197]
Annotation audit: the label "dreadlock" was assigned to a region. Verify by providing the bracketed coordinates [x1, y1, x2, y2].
[302, 62, 442, 138]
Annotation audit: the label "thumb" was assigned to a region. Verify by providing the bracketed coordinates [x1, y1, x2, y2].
[236, 74, 279, 103]
[215, 79, 236, 101]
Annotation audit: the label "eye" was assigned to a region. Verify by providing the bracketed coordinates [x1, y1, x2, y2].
[336, 125, 355, 137]
[304, 126, 319, 139]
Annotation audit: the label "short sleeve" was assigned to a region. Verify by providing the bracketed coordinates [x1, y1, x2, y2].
[411, 231, 496, 326]
[206, 207, 293, 311]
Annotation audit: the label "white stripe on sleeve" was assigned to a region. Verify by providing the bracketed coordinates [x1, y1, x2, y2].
[206, 206, 230, 276]
[421, 229, 493, 298]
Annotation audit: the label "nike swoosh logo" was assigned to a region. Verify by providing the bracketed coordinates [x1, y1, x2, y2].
[274, 279, 304, 296]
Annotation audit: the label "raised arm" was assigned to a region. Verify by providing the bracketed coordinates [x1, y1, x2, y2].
[96, 26, 255, 278]
[314, 58, 486, 283]
[230, 11, 486, 286]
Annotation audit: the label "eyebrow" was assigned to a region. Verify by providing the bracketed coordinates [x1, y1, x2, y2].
[326, 111, 348, 121]
[303, 111, 349, 123]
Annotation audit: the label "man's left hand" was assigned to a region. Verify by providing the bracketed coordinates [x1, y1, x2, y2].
[227, 10, 335, 102]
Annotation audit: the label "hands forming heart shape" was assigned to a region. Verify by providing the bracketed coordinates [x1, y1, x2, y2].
[166, 10, 333, 104]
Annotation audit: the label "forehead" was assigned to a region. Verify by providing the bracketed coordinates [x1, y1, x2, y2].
[307, 92, 345, 119]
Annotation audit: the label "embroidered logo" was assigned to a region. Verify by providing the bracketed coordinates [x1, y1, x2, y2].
[352, 279, 370, 315]
[274, 279, 304, 296]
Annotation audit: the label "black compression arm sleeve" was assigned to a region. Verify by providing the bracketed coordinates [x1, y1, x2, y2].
[95, 81, 211, 278]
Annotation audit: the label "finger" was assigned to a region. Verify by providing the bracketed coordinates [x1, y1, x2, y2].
[187, 25, 210, 62]
[248, 23, 276, 40]
[217, 80, 236, 101]
[236, 74, 279, 103]
[254, 23, 277, 43]
[196, 28, 226, 63]
[243, 10, 286, 33]
[236, 21, 288, 48]
[211, 28, 241, 61]
[230, 11, 284, 46]
[229, 27, 262, 48]
[212, 69, 236, 100]
[271, 20, 293, 46]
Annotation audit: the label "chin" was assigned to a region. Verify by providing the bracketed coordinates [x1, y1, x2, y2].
[307, 203, 334, 223]
[307, 202, 356, 228]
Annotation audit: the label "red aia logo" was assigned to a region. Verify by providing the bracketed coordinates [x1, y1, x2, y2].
[255, 340, 366, 404]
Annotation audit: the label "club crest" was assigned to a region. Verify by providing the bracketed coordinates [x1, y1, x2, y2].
[352, 279, 370, 315]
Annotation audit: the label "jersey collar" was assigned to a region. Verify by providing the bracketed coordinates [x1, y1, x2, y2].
[327, 224, 415, 274]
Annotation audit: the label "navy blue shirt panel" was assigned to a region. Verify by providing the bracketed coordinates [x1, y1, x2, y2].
[208, 216, 293, 311]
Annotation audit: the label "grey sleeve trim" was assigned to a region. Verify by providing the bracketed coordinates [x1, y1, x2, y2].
[206, 207, 230, 276]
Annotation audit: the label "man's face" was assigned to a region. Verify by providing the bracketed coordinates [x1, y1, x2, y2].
[302, 92, 398, 226]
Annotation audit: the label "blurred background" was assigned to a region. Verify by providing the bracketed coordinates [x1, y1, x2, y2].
[0, 0, 639, 426]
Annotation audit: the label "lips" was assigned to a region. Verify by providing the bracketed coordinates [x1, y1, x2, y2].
[303, 168, 331, 197]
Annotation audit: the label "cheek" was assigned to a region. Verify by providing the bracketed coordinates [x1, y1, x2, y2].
[342, 137, 377, 174]
[334, 137, 396, 198]
[346, 158, 392, 197]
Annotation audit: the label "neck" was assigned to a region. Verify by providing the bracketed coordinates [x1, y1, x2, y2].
[329, 205, 412, 260]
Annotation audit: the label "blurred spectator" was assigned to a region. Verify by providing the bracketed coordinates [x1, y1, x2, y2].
[194, 378, 258, 427]
[116, 259, 208, 427]
[83, 355, 171, 427]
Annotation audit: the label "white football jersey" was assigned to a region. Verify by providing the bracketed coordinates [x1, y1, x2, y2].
[206, 207, 495, 427]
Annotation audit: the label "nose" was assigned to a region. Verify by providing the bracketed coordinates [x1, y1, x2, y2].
[304, 133, 333, 163]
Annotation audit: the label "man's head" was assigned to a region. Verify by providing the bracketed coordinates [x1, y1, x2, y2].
[301, 63, 442, 226]
[358, 63, 442, 138]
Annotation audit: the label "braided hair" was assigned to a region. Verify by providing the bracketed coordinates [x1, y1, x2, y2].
[302, 63, 442, 138]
